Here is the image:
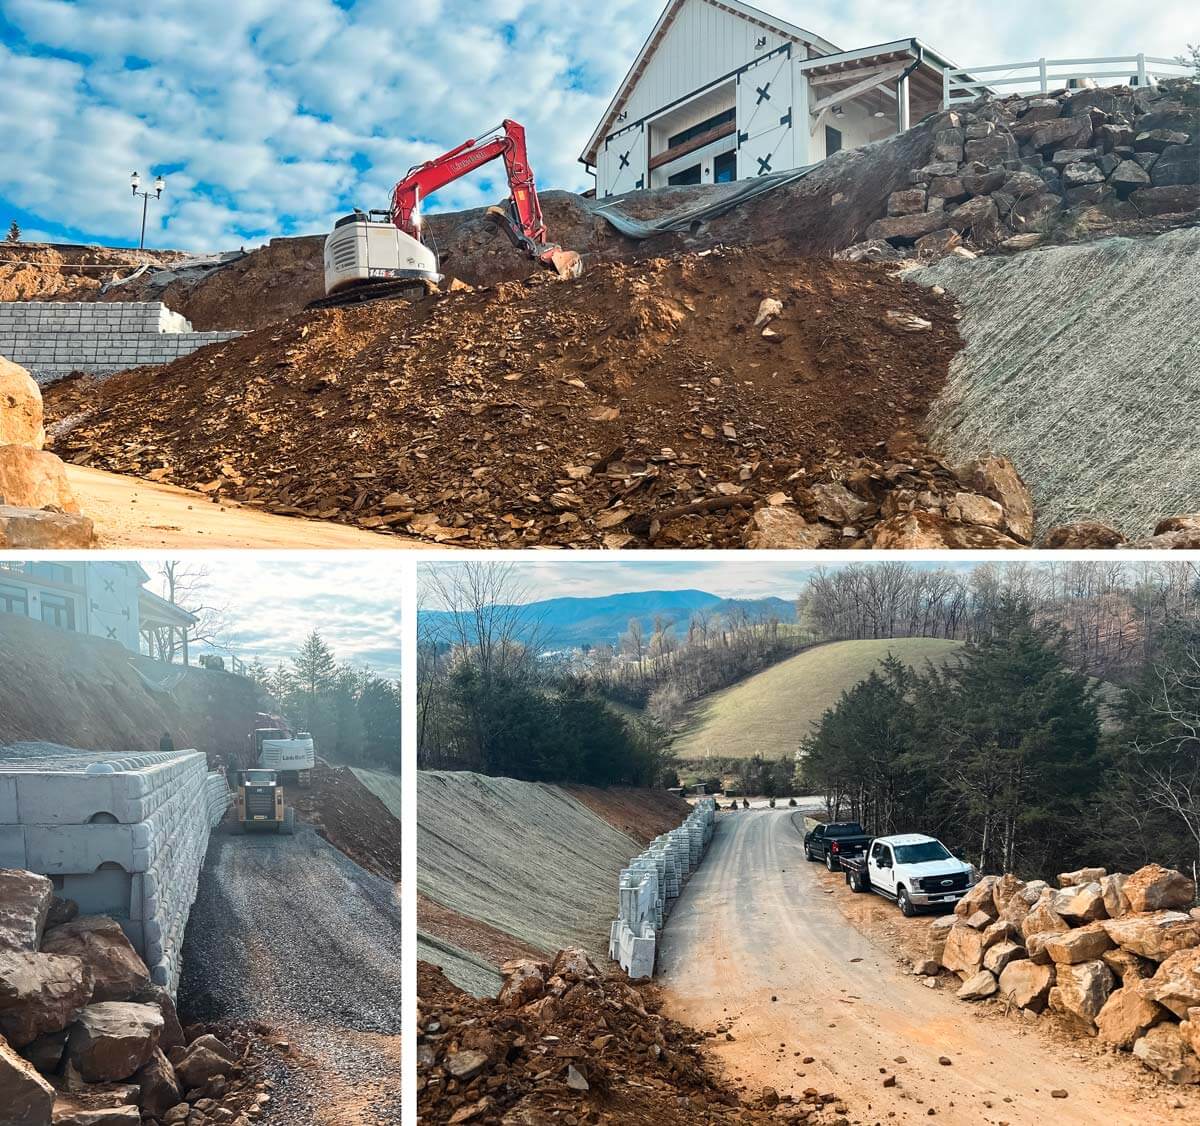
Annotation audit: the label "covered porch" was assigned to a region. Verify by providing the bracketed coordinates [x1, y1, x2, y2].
[138, 589, 197, 666]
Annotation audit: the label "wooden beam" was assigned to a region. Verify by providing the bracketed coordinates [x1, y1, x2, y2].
[648, 120, 737, 171]
[807, 58, 906, 87]
[809, 63, 908, 117]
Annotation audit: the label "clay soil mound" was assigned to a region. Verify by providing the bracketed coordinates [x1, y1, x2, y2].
[289, 760, 402, 881]
[563, 785, 694, 846]
[47, 246, 959, 548]
[417, 958, 838, 1125]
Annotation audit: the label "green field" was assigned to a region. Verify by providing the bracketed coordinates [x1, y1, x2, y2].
[670, 638, 966, 764]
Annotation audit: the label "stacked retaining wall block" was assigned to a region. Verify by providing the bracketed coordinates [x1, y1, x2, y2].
[0, 749, 230, 993]
[610, 798, 717, 979]
[0, 301, 241, 384]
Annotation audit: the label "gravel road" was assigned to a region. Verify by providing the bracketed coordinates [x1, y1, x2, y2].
[657, 809, 1186, 1126]
[179, 824, 404, 1126]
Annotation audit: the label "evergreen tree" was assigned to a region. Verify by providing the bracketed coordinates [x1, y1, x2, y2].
[6, 221, 19, 244]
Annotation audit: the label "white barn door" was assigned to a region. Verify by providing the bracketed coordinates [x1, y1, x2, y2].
[599, 122, 648, 198]
[736, 49, 794, 179]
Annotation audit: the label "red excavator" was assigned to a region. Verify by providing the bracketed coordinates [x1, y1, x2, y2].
[319, 119, 582, 307]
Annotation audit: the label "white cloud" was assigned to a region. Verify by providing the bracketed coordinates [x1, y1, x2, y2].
[0, 0, 1189, 250]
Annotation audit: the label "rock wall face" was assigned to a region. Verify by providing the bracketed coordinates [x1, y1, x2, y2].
[0, 749, 229, 991]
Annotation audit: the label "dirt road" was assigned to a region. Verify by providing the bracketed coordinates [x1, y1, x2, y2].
[68, 464, 434, 549]
[178, 824, 403, 1125]
[658, 809, 1193, 1125]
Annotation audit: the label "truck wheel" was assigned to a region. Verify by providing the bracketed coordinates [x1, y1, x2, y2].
[232, 820, 245, 836]
[850, 870, 863, 893]
[805, 845, 816, 862]
[825, 853, 839, 872]
[898, 887, 917, 917]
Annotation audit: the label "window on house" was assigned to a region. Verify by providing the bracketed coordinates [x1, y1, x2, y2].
[714, 151, 737, 183]
[40, 593, 75, 631]
[0, 585, 28, 616]
[825, 125, 843, 156]
[30, 563, 75, 585]
[667, 107, 736, 150]
[668, 164, 703, 186]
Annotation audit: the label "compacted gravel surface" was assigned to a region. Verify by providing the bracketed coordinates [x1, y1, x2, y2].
[179, 823, 404, 1125]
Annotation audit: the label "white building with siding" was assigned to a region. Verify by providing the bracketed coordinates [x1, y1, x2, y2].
[580, 0, 963, 197]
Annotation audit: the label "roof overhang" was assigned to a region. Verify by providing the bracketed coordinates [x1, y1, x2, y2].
[580, 0, 842, 166]
[138, 588, 198, 629]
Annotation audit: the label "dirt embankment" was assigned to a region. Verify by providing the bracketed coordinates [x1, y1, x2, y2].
[0, 242, 183, 302]
[563, 784, 694, 846]
[45, 246, 960, 548]
[0, 613, 258, 758]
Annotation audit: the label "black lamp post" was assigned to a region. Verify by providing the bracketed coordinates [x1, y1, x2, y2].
[130, 171, 165, 249]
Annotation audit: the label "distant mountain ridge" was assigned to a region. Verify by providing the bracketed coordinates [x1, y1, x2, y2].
[419, 588, 797, 649]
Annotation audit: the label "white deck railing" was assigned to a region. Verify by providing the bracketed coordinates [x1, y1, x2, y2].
[943, 55, 1193, 108]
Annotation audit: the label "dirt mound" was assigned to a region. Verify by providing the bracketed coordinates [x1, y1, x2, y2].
[0, 613, 257, 758]
[563, 785, 694, 846]
[0, 242, 183, 302]
[47, 246, 962, 547]
[417, 954, 845, 1125]
[289, 760, 402, 881]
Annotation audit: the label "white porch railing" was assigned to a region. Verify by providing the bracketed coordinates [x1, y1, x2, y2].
[943, 55, 1193, 108]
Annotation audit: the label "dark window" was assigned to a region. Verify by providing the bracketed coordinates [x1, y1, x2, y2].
[668, 107, 736, 149]
[0, 585, 28, 615]
[40, 593, 75, 631]
[826, 822, 865, 837]
[894, 840, 953, 864]
[714, 150, 737, 183]
[30, 563, 75, 585]
[668, 164, 702, 186]
[825, 125, 843, 156]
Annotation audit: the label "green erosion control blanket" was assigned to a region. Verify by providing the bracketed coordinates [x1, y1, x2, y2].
[418, 932, 503, 999]
[914, 227, 1200, 538]
[352, 767, 404, 822]
[417, 770, 642, 965]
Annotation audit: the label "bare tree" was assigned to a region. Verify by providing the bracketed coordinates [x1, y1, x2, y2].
[148, 562, 228, 664]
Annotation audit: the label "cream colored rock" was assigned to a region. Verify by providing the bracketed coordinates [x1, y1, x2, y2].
[1044, 923, 1114, 965]
[1054, 882, 1108, 924]
[1055, 959, 1115, 1031]
[1100, 873, 1131, 919]
[1102, 912, 1200, 962]
[998, 959, 1055, 1011]
[0, 506, 94, 548]
[1182, 1007, 1200, 1058]
[1147, 949, 1200, 1019]
[1125, 864, 1196, 913]
[1096, 981, 1169, 1049]
[957, 969, 998, 1000]
[1058, 867, 1107, 888]
[954, 876, 1000, 921]
[0, 358, 45, 450]
[941, 924, 986, 977]
[983, 940, 1026, 975]
[1021, 895, 1069, 941]
[1132, 1023, 1200, 1085]
[991, 874, 1026, 914]
[928, 915, 956, 963]
[744, 506, 833, 549]
[968, 456, 1034, 544]
[0, 447, 80, 513]
[1102, 946, 1156, 983]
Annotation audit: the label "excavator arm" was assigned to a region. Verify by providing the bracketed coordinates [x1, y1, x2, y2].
[390, 120, 582, 279]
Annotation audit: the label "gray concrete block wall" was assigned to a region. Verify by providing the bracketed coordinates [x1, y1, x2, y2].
[0, 301, 240, 384]
[0, 749, 230, 994]
[609, 799, 716, 979]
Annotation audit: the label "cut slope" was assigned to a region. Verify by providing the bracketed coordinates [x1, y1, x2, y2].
[671, 638, 965, 762]
[416, 771, 646, 990]
[47, 246, 960, 548]
[562, 785, 694, 847]
[917, 227, 1200, 538]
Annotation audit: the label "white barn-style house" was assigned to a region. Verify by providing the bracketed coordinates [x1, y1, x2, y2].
[580, 0, 966, 197]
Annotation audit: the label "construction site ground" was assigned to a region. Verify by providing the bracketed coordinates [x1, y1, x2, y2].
[43, 247, 961, 548]
[178, 821, 404, 1126]
[658, 809, 1200, 1125]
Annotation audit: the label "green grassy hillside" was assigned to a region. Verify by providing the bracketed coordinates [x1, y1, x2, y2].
[671, 638, 966, 764]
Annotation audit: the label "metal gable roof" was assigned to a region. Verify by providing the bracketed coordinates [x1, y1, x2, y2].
[579, 0, 841, 166]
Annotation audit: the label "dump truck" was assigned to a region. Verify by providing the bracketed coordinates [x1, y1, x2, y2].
[249, 714, 315, 787]
[232, 768, 296, 835]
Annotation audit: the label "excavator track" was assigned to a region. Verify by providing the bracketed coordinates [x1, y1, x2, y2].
[306, 277, 434, 311]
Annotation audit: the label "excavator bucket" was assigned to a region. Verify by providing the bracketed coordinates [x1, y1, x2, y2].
[544, 247, 584, 281]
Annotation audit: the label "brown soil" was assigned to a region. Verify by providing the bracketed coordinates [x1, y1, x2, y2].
[45, 246, 960, 547]
[289, 761, 403, 881]
[563, 785, 694, 846]
[0, 242, 183, 302]
[417, 957, 848, 1125]
[418, 894, 547, 966]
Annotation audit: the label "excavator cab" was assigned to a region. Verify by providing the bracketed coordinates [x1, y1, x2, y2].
[232, 768, 296, 835]
[323, 210, 443, 299]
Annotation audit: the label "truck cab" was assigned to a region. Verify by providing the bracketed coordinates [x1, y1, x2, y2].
[803, 820, 870, 871]
[855, 834, 975, 916]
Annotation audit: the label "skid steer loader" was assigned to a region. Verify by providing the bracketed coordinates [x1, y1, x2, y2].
[232, 768, 296, 834]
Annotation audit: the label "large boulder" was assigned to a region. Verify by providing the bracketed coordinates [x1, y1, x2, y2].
[1059, 867, 1107, 888]
[941, 924, 986, 978]
[1021, 894, 1070, 941]
[129, 984, 184, 1051]
[173, 1043, 230, 1090]
[0, 1034, 54, 1126]
[954, 876, 1000, 922]
[0, 870, 53, 953]
[0, 447, 81, 513]
[1183, 1007, 1200, 1059]
[1100, 873, 1131, 919]
[134, 1047, 182, 1118]
[0, 358, 45, 450]
[0, 951, 93, 1048]
[1054, 959, 1115, 1031]
[1103, 946, 1156, 983]
[991, 874, 1025, 914]
[983, 940, 1026, 976]
[497, 959, 548, 1010]
[65, 1003, 162, 1083]
[998, 960, 1055, 1012]
[1096, 981, 1170, 1049]
[0, 506, 94, 548]
[1103, 912, 1200, 961]
[743, 506, 833, 549]
[1132, 1024, 1200, 1085]
[1053, 882, 1108, 924]
[1147, 949, 1200, 1019]
[41, 918, 150, 1004]
[957, 970, 998, 1001]
[1044, 923, 1113, 965]
[1124, 864, 1196, 913]
[967, 458, 1033, 544]
[928, 915, 957, 963]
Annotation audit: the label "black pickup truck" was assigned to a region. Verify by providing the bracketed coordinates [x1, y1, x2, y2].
[802, 820, 871, 871]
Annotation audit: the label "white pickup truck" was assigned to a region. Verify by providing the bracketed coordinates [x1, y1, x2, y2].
[839, 833, 977, 916]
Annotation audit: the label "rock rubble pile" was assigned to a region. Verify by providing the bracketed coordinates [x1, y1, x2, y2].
[925, 862, 1200, 1085]
[0, 868, 269, 1126]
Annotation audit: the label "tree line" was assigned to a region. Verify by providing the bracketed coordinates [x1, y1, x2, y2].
[246, 630, 401, 770]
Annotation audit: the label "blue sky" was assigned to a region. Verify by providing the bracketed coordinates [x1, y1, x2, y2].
[0, 0, 1189, 251]
[147, 559, 401, 678]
